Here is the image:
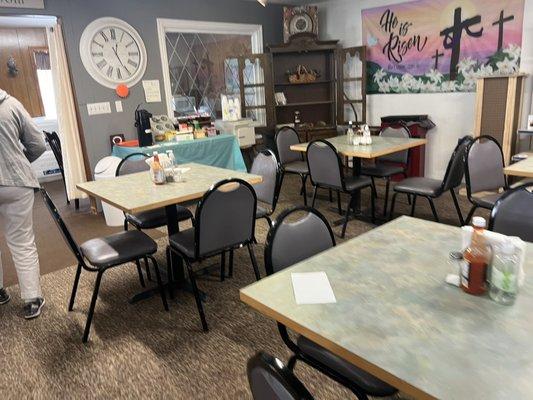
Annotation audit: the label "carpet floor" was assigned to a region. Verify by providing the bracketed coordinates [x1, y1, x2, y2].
[0, 175, 490, 399]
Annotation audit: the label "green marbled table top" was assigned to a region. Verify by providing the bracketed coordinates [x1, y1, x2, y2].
[240, 216, 533, 400]
[77, 162, 262, 214]
[290, 135, 427, 159]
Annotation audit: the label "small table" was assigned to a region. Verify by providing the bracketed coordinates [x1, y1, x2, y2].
[241, 216, 533, 399]
[77, 163, 262, 299]
[112, 134, 247, 172]
[504, 153, 533, 179]
[291, 136, 427, 221]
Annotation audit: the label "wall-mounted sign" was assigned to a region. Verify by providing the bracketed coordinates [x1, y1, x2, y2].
[0, 0, 45, 9]
[362, 0, 524, 94]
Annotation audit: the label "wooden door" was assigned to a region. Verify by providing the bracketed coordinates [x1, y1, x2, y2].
[224, 53, 275, 129]
[0, 28, 47, 117]
[337, 46, 367, 126]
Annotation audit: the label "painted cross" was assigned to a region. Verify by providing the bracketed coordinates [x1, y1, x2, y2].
[492, 10, 514, 52]
[440, 7, 483, 80]
[432, 49, 444, 70]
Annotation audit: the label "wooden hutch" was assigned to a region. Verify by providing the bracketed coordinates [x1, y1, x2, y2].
[229, 34, 367, 143]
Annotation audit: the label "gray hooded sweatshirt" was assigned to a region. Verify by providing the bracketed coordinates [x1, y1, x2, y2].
[0, 89, 46, 189]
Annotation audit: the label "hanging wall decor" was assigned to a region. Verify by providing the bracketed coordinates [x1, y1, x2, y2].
[7, 56, 18, 76]
[362, 0, 525, 94]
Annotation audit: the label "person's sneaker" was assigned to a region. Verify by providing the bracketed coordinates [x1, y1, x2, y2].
[0, 288, 10, 305]
[24, 298, 45, 319]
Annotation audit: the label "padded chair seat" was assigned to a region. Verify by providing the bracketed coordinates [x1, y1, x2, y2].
[297, 336, 397, 397]
[256, 204, 270, 219]
[472, 192, 503, 209]
[80, 230, 157, 268]
[393, 177, 442, 197]
[126, 206, 193, 229]
[169, 228, 196, 259]
[344, 175, 372, 192]
[283, 160, 309, 175]
[361, 163, 405, 178]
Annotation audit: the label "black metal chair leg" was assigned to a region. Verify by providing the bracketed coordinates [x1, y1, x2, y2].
[185, 259, 208, 332]
[68, 264, 83, 311]
[147, 255, 168, 312]
[328, 189, 333, 202]
[341, 195, 352, 238]
[287, 355, 298, 371]
[465, 205, 478, 225]
[220, 251, 226, 282]
[166, 247, 175, 299]
[370, 187, 376, 224]
[265, 216, 273, 229]
[410, 194, 417, 217]
[123, 218, 129, 231]
[135, 259, 146, 288]
[311, 186, 318, 208]
[427, 197, 440, 222]
[74, 199, 80, 210]
[144, 257, 152, 281]
[82, 270, 104, 343]
[229, 249, 234, 278]
[389, 192, 398, 220]
[370, 177, 378, 199]
[301, 174, 308, 206]
[247, 243, 261, 281]
[383, 178, 390, 217]
[450, 189, 464, 226]
[337, 190, 342, 215]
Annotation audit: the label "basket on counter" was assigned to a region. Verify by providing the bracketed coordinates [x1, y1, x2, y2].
[287, 65, 319, 84]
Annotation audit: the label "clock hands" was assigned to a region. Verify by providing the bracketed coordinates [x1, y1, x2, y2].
[111, 44, 131, 76]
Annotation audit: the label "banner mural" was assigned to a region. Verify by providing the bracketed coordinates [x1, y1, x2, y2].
[362, 0, 524, 94]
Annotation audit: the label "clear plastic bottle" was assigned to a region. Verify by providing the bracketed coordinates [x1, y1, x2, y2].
[166, 150, 176, 168]
[346, 120, 354, 144]
[489, 240, 519, 305]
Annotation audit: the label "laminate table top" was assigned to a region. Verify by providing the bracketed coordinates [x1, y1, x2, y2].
[240, 216, 533, 400]
[504, 153, 533, 178]
[77, 162, 262, 214]
[290, 135, 427, 159]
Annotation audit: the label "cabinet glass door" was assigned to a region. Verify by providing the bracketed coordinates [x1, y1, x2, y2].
[337, 46, 366, 126]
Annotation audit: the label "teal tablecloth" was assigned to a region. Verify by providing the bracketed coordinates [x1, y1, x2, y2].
[112, 134, 246, 172]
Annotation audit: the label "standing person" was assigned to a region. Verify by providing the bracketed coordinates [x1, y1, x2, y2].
[0, 89, 46, 319]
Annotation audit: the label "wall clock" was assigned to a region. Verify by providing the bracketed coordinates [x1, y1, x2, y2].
[79, 17, 147, 89]
[283, 6, 319, 43]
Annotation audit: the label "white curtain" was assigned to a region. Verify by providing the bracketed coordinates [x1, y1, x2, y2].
[47, 24, 88, 200]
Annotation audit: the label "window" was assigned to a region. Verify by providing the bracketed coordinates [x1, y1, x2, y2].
[158, 19, 263, 124]
[33, 49, 57, 120]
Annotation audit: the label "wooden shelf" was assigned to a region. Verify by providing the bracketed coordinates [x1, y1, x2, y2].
[274, 80, 335, 86]
[276, 100, 334, 108]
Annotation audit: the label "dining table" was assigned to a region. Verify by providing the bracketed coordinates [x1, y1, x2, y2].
[290, 135, 427, 222]
[77, 162, 262, 301]
[504, 152, 533, 179]
[240, 216, 533, 399]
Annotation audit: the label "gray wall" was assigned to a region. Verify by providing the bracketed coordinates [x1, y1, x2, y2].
[3, 0, 284, 172]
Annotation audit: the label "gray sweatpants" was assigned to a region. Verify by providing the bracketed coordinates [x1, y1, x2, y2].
[0, 186, 42, 300]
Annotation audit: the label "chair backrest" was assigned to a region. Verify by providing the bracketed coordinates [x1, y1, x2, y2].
[247, 352, 314, 400]
[306, 140, 344, 190]
[40, 189, 84, 265]
[250, 149, 281, 210]
[440, 135, 473, 192]
[378, 126, 410, 164]
[465, 135, 507, 195]
[489, 184, 533, 242]
[275, 126, 302, 165]
[116, 152, 150, 176]
[43, 131, 64, 170]
[196, 179, 257, 257]
[265, 206, 335, 275]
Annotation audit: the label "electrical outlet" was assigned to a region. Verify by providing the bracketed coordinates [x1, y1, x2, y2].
[87, 102, 112, 116]
[115, 101, 123, 113]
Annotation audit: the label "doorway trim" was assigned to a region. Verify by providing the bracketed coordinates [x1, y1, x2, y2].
[156, 18, 263, 118]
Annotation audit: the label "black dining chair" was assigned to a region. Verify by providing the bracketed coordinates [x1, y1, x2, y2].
[43, 130, 79, 210]
[250, 149, 282, 228]
[168, 178, 260, 331]
[264, 206, 397, 400]
[389, 136, 472, 224]
[361, 126, 411, 216]
[247, 352, 314, 400]
[489, 183, 533, 242]
[464, 135, 509, 224]
[306, 139, 375, 237]
[41, 188, 168, 343]
[276, 126, 310, 206]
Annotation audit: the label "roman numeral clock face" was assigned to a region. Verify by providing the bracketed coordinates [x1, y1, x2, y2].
[80, 17, 147, 89]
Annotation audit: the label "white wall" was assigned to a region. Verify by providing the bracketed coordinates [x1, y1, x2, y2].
[316, 0, 533, 179]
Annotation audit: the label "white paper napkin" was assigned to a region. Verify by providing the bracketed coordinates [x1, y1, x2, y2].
[291, 272, 337, 305]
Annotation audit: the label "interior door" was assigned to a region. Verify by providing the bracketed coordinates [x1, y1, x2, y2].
[337, 46, 367, 126]
[224, 53, 275, 129]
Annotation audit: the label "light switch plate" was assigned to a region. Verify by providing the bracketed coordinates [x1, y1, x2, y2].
[87, 102, 111, 116]
[115, 101, 123, 113]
